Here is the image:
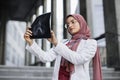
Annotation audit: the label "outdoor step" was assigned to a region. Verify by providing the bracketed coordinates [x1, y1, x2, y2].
[90, 71, 120, 77]
[0, 65, 120, 80]
[0, 69, 53, 77]
[91, 77, 120, 80]
[0, 65, 53, 71]
[0, 65, 53, 77]
[0, 76, 120, 80]
[0, 76, 52, 80]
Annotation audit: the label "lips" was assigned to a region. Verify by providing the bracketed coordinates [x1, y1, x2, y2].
[69, 27, 74, 31]
[69, 28, 75, 33]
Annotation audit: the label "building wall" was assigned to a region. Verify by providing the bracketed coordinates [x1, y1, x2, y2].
[3, 0, 107, 67]
[5, 20, 26, 66]
[91, 0, 106, 66]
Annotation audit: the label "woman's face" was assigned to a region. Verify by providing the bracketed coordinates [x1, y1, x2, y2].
[66, 16, 80, 35]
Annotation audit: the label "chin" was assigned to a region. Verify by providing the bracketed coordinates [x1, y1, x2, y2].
[69, 32, 76, 35]
[71, 31, 80, 36]
[68, 30, 77, 35]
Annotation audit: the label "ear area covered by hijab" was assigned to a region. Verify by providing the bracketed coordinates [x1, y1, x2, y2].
[30, 12, 51, 39]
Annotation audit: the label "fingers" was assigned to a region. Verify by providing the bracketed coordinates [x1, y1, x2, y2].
[24, 27, 32, 39]
[25, 29, 32, 36]
[25, 27, 32, 35]
[50, 30, 55, 37]
[47, 30, 54, 41]
[47, 30, 58, 46]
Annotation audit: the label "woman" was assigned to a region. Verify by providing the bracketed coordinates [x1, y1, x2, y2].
[24, 14, 102, 80]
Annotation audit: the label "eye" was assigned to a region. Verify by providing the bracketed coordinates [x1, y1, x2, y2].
[71, 21, 75, 24]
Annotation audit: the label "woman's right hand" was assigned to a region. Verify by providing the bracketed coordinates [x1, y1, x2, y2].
[24, 27, 33, 46]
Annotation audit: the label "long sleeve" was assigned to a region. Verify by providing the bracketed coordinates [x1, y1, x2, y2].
[53, 39, 97, 65]
[26, 41, 57, 63]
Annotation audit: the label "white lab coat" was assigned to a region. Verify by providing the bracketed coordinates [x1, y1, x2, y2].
[26, 39, 97, 80]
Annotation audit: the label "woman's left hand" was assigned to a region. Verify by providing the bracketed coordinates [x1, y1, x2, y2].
[47, 31, 58, 46]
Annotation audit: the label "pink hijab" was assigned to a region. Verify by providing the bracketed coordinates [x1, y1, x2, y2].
[63, 14, 102, 80]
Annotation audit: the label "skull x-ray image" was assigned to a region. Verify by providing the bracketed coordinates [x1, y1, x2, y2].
[30, 12, 51, 39]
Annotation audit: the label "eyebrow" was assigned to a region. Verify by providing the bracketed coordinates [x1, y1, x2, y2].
[66, 19, 76, 24]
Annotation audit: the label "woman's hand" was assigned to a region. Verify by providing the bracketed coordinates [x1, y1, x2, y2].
[24, 27, 33, 46]
[47, 31, 58, 46]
